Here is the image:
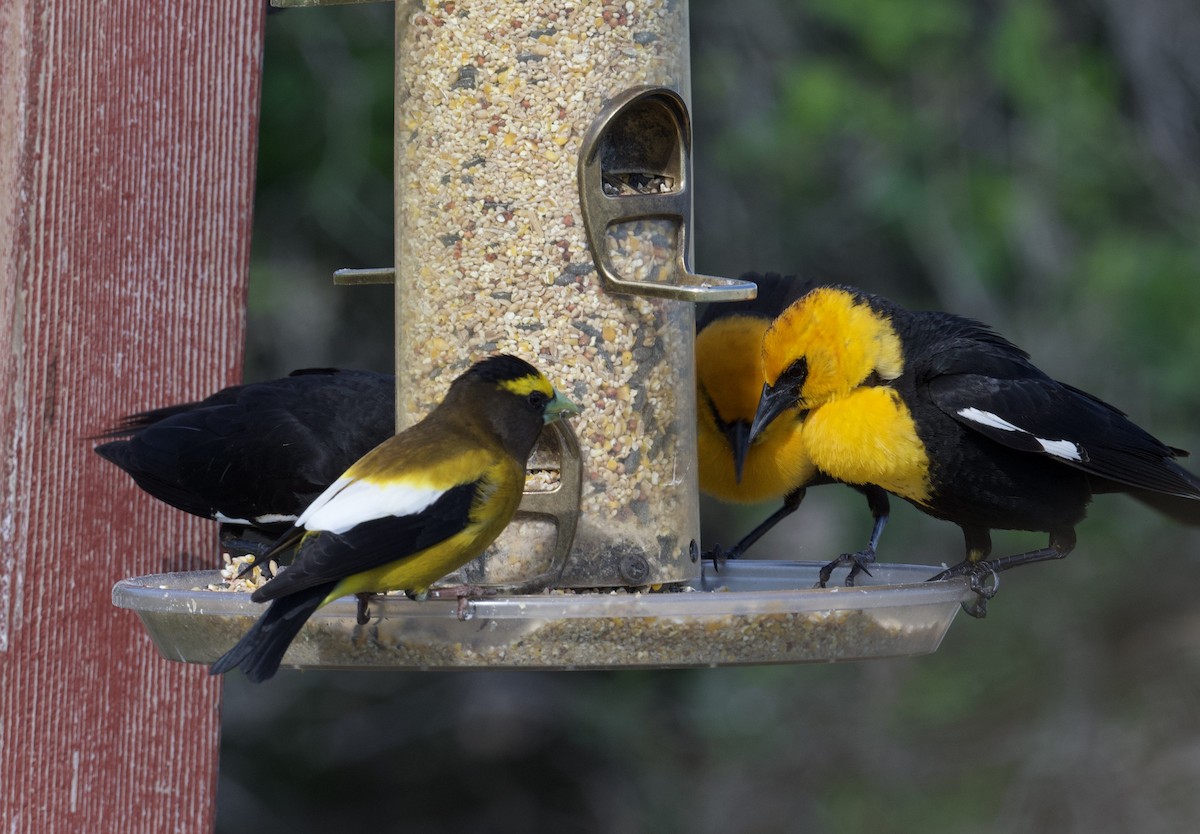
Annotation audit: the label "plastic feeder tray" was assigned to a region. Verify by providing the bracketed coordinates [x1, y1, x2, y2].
[114, 561, 976, 672]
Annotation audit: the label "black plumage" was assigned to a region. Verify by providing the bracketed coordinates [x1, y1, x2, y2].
[754, 285, 1200, 611]
[884, 298, 1200, 537]
[208, 354, 579, 682]
[93, 368, 395, 541]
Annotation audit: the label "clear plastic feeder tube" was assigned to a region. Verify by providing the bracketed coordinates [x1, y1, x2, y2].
[395, 1, 699, 587]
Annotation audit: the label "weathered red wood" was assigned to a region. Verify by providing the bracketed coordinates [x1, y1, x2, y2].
[0, 2, 263, 832]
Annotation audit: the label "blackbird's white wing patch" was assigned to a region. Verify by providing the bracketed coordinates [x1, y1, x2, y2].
[1037, 438, 1084, 461]
[956, 407, 1084, 462]
[296, 475, 446, 534]
[215, 511, 299, 526]
[955, 407, 1021, 433]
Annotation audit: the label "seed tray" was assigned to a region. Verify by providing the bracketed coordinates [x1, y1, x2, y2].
[113, 561, 975, 672]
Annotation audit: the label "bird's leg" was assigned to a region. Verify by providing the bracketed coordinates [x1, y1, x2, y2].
[706, 488, 807, 571]
[925, 527, 995, 617]
[929, 528, 1075, 618]
[817, 486, 890, 587]
[354, 592, 373, 625]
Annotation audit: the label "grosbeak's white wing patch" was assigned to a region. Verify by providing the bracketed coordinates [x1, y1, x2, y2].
[297, 476, 445, 534]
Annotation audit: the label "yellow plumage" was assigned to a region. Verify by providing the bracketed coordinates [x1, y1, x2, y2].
[763, 286, 904, 409]
[802, 386, 931, 503]
[695, 274, 893, 575]
[210, 354, 578, 682]
[759, 286, 924, 498]
[327, 453, 524, 600]
[696, 314, 816, 503]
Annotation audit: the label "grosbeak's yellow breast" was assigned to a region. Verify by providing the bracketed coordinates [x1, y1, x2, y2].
[320, 444, 525, 600]
[328, 471, 523, 599]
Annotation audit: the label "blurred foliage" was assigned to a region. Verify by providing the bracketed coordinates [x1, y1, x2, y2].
[224, 1, 1200, 833]
[245, 3, 395, 377]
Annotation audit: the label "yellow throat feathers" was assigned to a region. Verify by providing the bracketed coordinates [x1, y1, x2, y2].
[697, 315, 775, 424]
[696, 315, 817, 502]
[802, 386, 931, 504]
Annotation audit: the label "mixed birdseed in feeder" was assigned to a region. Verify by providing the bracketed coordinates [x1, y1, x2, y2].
[395, 0, 697, 587]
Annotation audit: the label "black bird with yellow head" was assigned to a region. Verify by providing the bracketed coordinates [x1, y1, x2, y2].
[751, 285, 1200, 613]
[696, 273, 890, 579]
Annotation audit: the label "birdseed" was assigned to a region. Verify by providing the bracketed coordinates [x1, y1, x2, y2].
[206, 553, 275, 593]
[394, 0, 698, 588]
[190, 602, 942, 669]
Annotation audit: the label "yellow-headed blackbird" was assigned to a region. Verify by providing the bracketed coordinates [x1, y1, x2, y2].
[697, 273, 889, 582]
[209, 354, 579, 682]
[751, 285, 1200, 610]
[93, 369, 394, 554]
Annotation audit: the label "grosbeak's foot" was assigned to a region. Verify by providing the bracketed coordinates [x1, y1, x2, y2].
[354, 593, 373, 625]
[425, 584, 496, 620]
[816, 548, 876, 588]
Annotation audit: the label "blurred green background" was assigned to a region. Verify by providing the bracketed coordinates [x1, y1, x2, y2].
[221, 1, 1200, 831]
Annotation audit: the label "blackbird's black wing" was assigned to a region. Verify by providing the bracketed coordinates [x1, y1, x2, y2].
[928, 368, 1200, 500]
[94, 370, 395, 523]
[251, 480, 480, 602]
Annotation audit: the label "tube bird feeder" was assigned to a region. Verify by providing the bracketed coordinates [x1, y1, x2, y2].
[114, 0, 974, 671]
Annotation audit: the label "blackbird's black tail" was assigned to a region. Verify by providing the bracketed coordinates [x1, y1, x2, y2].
[1126, 488, 1200, 527]
[209, 583, 332, 683]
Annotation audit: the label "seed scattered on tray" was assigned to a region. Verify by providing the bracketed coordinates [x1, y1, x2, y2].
[204, 553, 276, 593]
[195, 604, 939, 670]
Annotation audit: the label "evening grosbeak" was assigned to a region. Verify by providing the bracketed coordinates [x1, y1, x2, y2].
[209, 354, 579, 682]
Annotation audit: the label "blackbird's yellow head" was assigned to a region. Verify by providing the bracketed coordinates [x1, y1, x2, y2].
[697, 314, 783, 484]
[696, 313, 816, 499]
[750, 287, 903, 441]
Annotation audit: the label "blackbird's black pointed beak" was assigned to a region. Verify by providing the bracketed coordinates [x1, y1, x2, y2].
[725, 420, 752, 484]
[750, 381, 796, 444]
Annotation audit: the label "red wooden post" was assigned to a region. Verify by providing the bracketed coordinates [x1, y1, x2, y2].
[0, 3, 263, 831]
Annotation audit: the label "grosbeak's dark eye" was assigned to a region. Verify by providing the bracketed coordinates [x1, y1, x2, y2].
[528, 390, 549, 410]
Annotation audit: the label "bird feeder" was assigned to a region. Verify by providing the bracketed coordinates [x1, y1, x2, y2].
[114, 0, 975, 671]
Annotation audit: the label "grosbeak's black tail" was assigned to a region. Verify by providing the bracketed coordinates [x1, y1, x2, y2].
[209, 582, 332, 683]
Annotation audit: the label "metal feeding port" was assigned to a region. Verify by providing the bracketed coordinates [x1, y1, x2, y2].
[115, 3, 975, 674]
[578, 86, 758, 303]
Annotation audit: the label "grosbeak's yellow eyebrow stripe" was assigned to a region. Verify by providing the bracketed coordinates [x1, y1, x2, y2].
[498, 374, 554, 399]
